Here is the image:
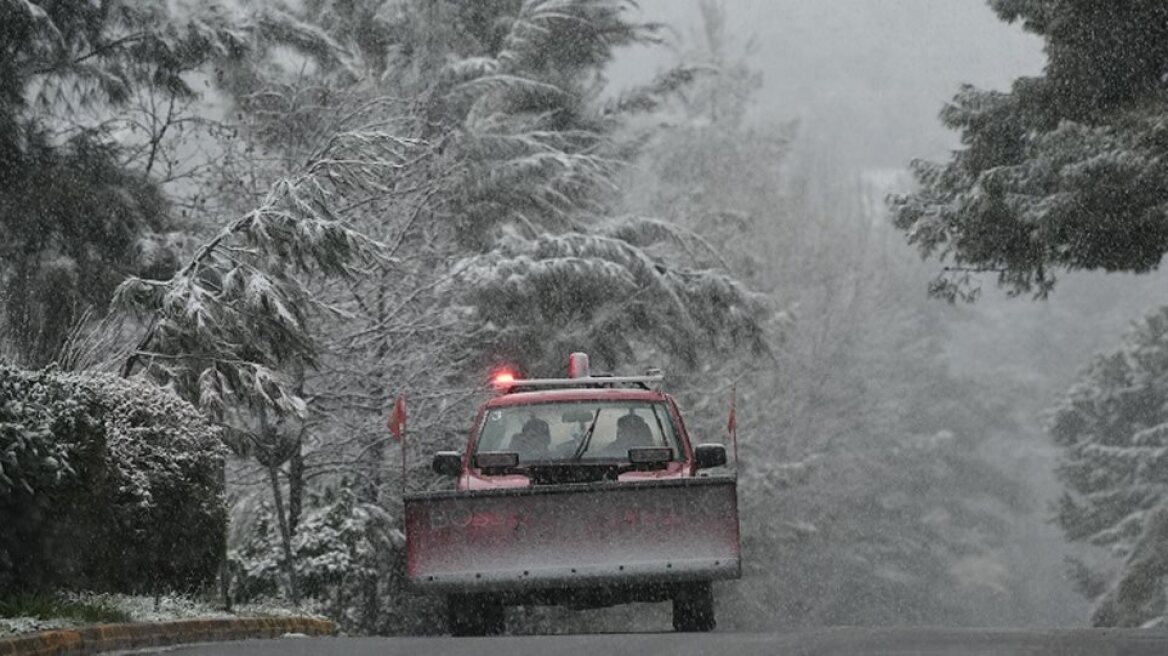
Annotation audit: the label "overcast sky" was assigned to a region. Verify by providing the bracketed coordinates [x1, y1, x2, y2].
[611, 0, 1045, 169]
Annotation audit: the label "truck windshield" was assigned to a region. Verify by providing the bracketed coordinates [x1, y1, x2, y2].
[474, 400, 682, 463]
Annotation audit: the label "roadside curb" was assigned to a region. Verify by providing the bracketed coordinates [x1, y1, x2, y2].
[0, 616, 335, 655]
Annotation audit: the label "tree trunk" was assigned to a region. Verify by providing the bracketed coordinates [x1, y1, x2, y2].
[358, 404, 383, 631]
[257, 404, 300, 603]
[267, 461, 300, 605]
[288, 433, 304, 537]
[288, 368, 307, 538]
[217, 457, 232, 611]
[361, 573, 381, 634]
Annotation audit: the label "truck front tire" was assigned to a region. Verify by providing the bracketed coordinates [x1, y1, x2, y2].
[672, 582, 715, 632]
[447, 594, 505, 636]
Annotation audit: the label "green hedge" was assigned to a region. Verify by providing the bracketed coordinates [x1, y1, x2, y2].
[0, 365, 227, 594]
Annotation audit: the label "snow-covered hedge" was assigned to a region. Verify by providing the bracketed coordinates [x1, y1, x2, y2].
[0, 365, 227, 594]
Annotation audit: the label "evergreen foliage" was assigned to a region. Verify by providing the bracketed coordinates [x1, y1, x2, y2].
[0, 131, 168, 366]
[455, 228, 770, 371]
[114, 127, 403, 418]
[425, 0, 774, 376]
[891, 0, 1168, 301]
[0, 0, 246, 365]
[0, 0, 366, 366]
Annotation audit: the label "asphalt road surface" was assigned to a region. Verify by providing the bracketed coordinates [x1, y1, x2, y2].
[137, 628, 1168, 656]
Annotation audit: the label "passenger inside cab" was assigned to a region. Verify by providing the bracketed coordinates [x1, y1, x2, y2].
[609, 412, 655, 454]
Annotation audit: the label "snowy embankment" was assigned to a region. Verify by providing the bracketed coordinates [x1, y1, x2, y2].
[0, 592, 321, 637]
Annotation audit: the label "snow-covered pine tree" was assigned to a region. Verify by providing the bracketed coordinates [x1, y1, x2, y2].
[421, 0, 778, 376]
[0, 0, 377, 366]
[453, 226, 771, 372]
[890, 0, 1168, 301]
[1051, 305, 1168, 628]
[114, 114, 431, 604]
[114, 124, 422, 414]
[430, 0, 661, 247]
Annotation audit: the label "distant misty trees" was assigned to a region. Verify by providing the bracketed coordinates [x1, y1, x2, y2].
[1051, 308, 1168, 628]
[894, 0, 1168, 629]
[610, 0, 1045, 630]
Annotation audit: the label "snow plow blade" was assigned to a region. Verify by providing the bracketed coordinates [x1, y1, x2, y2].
[404, 477, 740, 592]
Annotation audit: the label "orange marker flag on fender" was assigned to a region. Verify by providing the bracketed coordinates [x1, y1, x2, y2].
[388, 393, 407, 497]
[727, 384, 739, 464]
[388, 393, 407, 442]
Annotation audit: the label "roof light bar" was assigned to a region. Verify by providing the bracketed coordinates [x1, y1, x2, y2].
[496, 374, 664, 389]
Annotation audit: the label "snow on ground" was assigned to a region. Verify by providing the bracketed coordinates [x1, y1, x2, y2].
[0, 617, 77, 637]
[0, 593, 323, 637]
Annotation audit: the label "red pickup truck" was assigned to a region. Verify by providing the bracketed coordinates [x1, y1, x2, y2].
[404, 354, 741, 635]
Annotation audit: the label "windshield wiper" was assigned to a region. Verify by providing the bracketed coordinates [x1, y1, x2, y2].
[571, 407, 602, 461]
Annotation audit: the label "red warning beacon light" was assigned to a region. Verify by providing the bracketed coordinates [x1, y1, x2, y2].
[490, 367, 518, 389]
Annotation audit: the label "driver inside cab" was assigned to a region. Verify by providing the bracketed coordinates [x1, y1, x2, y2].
[510, 417, 551, 461]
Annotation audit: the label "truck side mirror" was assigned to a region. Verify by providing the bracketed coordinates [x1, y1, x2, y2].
[693, 444, 727, 470]
[432, 451, 462, 476]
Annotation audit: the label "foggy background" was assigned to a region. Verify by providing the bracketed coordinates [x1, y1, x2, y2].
[610, 0, 1043, 167]
[606, 0, 1166, 628]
